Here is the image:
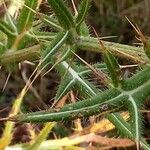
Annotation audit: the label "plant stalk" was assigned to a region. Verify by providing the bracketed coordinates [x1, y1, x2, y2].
[0, 37, 149, 66]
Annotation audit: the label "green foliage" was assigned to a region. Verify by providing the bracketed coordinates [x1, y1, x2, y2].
[17, 0, 37, 33]
[1, 0, 150, 149]
[76, 0, 90, 26]
[103, 48, 122, 87]
[47, 0, 74, 30]
[0, 20, 16, 37]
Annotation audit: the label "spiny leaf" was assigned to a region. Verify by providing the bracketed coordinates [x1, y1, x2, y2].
[107, 113, 150, 150]
[27, 122, 55, 150]
[0, 88, 25, 149]
[11, 96, 125, 123]
[144, 40, 150, 60]
[4, 12, 17, 32]
[28, 31, 56, 41]
[107, 113, 132, 138]
[41, 31, 69, 66]
[17, 0, 38, 33]
[39, 13, 62, 31]
[55, 73, 75, 101]
[77, 22, 90, 36]
[55, 60, 101, 101]
[0, 42, 6, 54]
[47, 0, 74, 30]
[103, 49, 122, 87]
[121, 67, 150, 91]
[10, 89, 123, 122]
[76, 0, 90, 28]
[77, 63, 107, 76]
[55, 61, 100, 101]
[127, 96, 142, 148]
[93, 28, 122, 87]
[0, 20, 17, 37]
[60, 61, 99, 96]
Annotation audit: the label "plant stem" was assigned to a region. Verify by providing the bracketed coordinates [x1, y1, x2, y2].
[0, 37, 149, 66]
[77, 36, 149, 63]
[0, 45, 40, 66]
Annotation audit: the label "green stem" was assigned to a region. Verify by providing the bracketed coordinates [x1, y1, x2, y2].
[0, 37, 149, 66]
[0, 45, 40, 65]
[77, 37, 149, 63]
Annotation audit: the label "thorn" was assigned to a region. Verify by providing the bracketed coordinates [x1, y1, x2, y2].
[0, 106, 9, 114]
[136, 141, 140, 150]
[71, 0, 78, 16]
[125, 16, 146, 44]
[72, 51, 108, 86]
[2, 72, 11, 92]
[92, 27, 106, 51]
[0, 117, 9, 121]
[42, 61, 59, 77]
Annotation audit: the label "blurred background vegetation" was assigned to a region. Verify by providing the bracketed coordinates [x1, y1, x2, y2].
[90, 0, 150, 44]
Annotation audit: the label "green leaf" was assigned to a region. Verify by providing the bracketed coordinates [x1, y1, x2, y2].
[17, 0, 38, 33]
[76, 0, 90, 28]
[144, 40, 150, 60]
[41, 31, 69, 66]
[107, 113, 133, 138]
[55, 73, 74, 101]
[28, 31, 56, 41]
[0, 20, 17, 37]
[55, 60, 101, 101]
[39, 13, 62, 31]
[47, 0, 74, 30]
[103, 50, 122, 87]
[0, 42, 6, 54]
[107, 113, 150, 150]
[4, 12, 17, 33]
[55, 61, 100, 101]
[78, 63, 107, 76]
[121, 67, 150, 91]
[127, 96, 142, 146]
[11, 89, 125, 122]
[77, 22, 90, 36]
[26, 122, 55, 150]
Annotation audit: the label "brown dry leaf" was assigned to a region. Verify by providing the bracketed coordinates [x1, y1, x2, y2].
[85, 133, 134, 148]
[55, 94, 68, 109]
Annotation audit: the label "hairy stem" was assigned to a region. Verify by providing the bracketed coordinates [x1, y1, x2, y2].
[0, 36, 149, 66]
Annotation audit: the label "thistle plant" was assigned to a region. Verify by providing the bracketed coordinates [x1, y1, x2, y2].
[1, 0, 150, 149]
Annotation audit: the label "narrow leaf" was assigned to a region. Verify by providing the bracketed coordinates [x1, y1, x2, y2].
[0, 42, 6, 54]
[107, 113, 133, 139]
[28, 31, 56, 41]
[27, 122, 55, 150]
[4, 12, 17, 33]
[103, 50, 122, 87]
[121, 67, 150, 91]
[58, 61, 100, 97]
[0, 20, 16, 37]
[76, 0, 90, 27]
[17, 0, 38, 33]
[77, 22, 90, 36]
[144, 40, 150, 60]
[55, 74, 75, 101]
[0, 88, 25, 149]
[39, 13, 62, 31]
[47, 0, 74, 30]
[41, 31, 69, 66]
[10, 89, 124, 122]
[127, 96, 142, 148]
[107, 113, 150, 150]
